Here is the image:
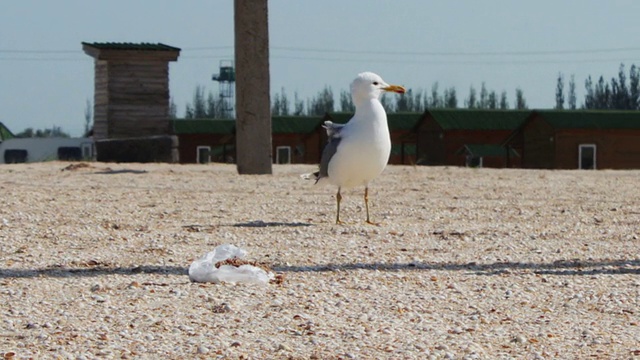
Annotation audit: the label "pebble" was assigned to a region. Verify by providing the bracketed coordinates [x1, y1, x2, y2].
[513, 335, 527, 344]
[91, 295, 107, 303]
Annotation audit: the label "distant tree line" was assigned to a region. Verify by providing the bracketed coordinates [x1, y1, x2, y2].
[16, 63, 640, 138]
[182, 85, 234, 119]
[181, 82, 531, 119]
[556, 63, 640, 110]
[268, 82, 528, 116]
[15, 126, 70, 138]
[123, 62, 640, 132]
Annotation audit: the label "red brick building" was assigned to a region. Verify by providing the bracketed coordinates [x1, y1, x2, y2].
[415, 109, 529, 167]
[504, 110, 640, 169]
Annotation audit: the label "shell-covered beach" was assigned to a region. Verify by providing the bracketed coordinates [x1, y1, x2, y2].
[1, 162, 639, 359]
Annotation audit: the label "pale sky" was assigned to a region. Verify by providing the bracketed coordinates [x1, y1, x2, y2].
[2, 0, 640, 136]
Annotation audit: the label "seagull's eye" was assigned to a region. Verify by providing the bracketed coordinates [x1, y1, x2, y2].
[372, 81, 379, 86]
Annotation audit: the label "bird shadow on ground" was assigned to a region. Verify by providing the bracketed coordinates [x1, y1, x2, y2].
[1, 259, 637, 279]
[93, 168, 148, 175]
[0, 265, 187, 279]
[180, 221, 313, 232]
[272, 258, 640, 277]
[230, 220, 313, 228]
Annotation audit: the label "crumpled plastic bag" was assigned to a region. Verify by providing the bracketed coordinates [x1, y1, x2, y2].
[188, 244, 273, 285]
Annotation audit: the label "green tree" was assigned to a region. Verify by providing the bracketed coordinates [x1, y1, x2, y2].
[443, 87, 458, 108]
[583, 76, 595, 109]
[612, 64, 629, 109]
[16, 126, 69, 138]
[555, 73, 565, 109]
[582, 63, 640, 109]
[465, 85, 477, 108]
[487, 91, 498, 109]
[280, 88, 290, 115]
[478, 82, 489, 108]
[184, 86, 231, 119]
[307, 86, 334, 115]
[395, 90, 410, 112]
[422, 91, 429, 110]
[271, 87, 290, 116]
[410, 90, 426, 112]
[594, 76, 610, 109]
[379, 93, 393, 112]
[205, 92, 220, 118]
[429, 83, 441, 108]
[515, 88, 528, 109]
[185, 85, 207, 118]
[396, 88, 424, 112]
[339, 89, 355, 112]
[499, 91, 509, 109]
[84, 99, 92, 136]
[206, 92, 216, 117]
[194, 85, 208, 118]
[169, 98, 178, 119]
[15, 128, 34, 138]
[293, 92, 305, 115]
[630, 64, 640, 109]
[567, 75, 577, 110]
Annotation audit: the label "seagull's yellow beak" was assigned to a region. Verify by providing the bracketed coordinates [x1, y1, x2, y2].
[383, 84, 406, 94]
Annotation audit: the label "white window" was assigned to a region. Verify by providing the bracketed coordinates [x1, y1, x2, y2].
[81, 143, 94, 160]
[197, 146, 211, 164]
[578, 144, 596, 169]
[276, 146, 291, 164]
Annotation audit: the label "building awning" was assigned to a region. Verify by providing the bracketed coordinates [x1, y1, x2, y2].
[456, 144, 520, 157]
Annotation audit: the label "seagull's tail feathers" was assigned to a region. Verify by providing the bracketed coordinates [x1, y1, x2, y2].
[323, 121, 345, 138]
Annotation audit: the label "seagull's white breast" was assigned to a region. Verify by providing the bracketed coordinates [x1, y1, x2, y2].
[327, 100, 391, 189]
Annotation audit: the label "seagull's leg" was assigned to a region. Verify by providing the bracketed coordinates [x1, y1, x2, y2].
[364, 186, 372, 224]
[336, 187, 344, 225]
[364, 187, 380, 225]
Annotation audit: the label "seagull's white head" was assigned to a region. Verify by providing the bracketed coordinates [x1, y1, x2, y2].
[350, 72, 406, 106]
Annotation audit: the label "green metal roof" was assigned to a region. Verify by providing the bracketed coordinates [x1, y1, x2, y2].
[0, 122, 15, 141]
[533, 110, 640, 129]
[388, 113, 423, 130]
[172, 117, 324, 135]
[81, 42, 181, 52]
[172, 119, 235, 135]
[427, 109, 529, 130]
[457, 144, 519, 157]
[325, 112, 422, 131]
[272, 116, 323, 134]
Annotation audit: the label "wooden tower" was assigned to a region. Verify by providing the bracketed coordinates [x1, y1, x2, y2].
[82, 42, 180, 140]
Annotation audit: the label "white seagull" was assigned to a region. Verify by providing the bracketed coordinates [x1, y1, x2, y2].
[304, 72, 406, 224]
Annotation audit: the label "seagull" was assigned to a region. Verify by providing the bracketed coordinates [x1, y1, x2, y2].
[304, 72, 406, 224]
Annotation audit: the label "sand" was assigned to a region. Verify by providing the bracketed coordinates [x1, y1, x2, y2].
[1, 162, 639, 359]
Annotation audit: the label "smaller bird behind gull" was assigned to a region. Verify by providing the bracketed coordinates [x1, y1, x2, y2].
[303, 72, 406, 224]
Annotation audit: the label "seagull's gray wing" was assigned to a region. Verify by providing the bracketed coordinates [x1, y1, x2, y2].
[317, 121, 345, 181]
